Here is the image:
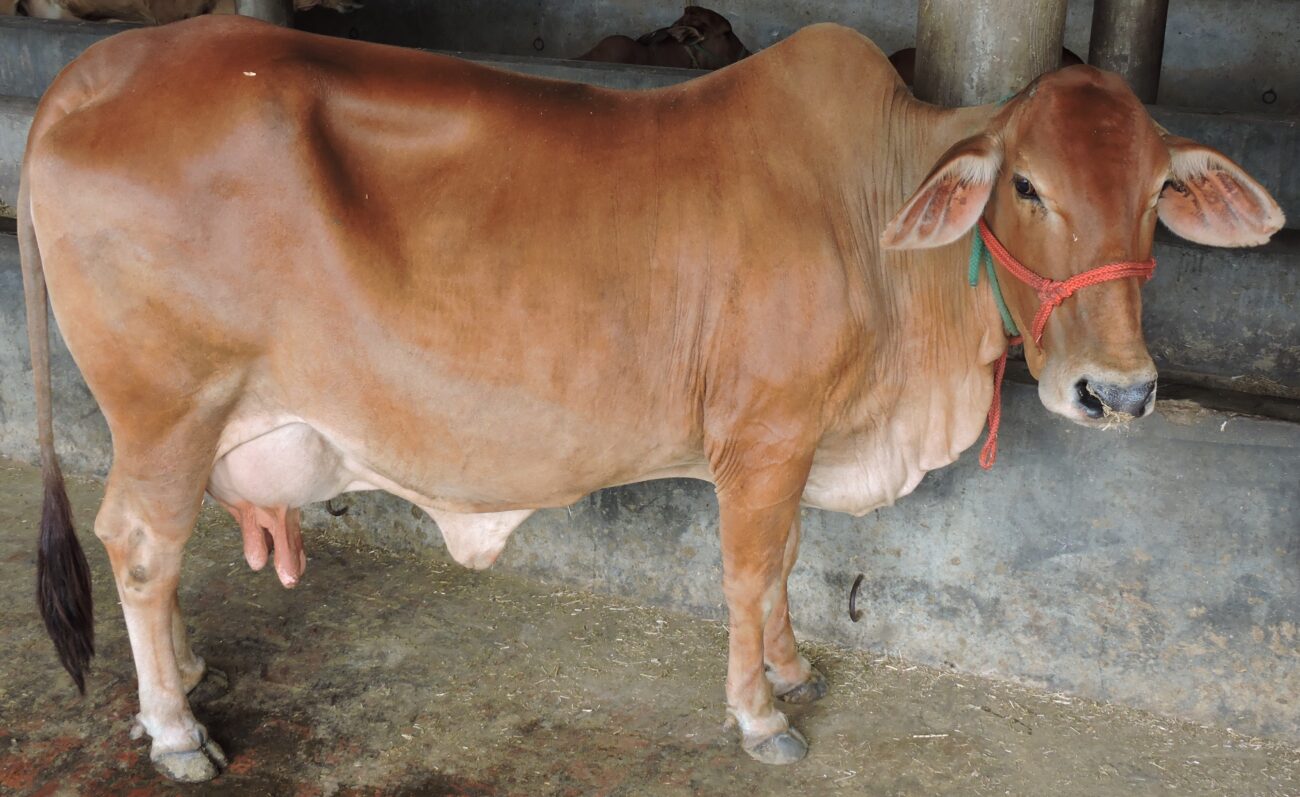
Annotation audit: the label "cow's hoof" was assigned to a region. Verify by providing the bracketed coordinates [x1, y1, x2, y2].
[775, 667, 828, 705]
[187, 665, 230, 704]
[152, 738, 227, 783]
[742, 727, 808, 765]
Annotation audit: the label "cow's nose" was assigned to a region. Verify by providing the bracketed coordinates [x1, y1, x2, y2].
[1074, 378, 1156, 418]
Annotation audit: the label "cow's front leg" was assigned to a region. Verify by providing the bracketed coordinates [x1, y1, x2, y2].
[762, 516, 827, 704]
[714, 447, 815, 765]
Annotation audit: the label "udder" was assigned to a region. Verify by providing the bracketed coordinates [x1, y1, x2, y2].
[208, 423, 354, 587]
[208, 421, 549, 581]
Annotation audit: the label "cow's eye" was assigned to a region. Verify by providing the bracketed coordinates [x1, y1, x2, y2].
[1012, 175, 1039, 200]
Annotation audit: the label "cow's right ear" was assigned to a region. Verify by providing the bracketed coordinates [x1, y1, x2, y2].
[881, 134, 1002, 250]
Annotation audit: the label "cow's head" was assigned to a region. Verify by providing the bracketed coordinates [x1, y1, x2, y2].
[666, 6, 751, 67]
[881, 66, 1284, 427]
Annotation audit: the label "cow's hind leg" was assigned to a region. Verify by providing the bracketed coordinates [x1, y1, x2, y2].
[763, 516, 827, 705]
[96, 459, 226, 782]
[713, 442, 816, 765]
[173, 595, 229, 702]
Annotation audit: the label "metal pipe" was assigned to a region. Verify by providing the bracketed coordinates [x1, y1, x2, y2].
[236, 0, 290, 27]
[1089, 0, 1170, 103]
[914, 0, 1068, 107]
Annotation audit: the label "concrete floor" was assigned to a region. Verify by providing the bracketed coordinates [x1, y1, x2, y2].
[1, 458, 1297, 796]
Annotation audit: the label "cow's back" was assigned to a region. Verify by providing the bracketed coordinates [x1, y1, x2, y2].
[25, 18, 896, 506]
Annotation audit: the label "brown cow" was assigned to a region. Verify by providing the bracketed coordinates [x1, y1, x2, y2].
[22, 17, 1282, 781]
[578, 5, 751, 70]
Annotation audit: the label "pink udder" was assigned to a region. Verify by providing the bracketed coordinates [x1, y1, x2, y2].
[219, 502, 307, 588]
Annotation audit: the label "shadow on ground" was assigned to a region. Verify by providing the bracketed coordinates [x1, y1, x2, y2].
[0, 458, 1296, 796]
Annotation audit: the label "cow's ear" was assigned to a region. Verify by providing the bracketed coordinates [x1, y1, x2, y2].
[666, 24, 704, 44]
[1158, 136, 1285, 247]
[881, 134, 1001, 250]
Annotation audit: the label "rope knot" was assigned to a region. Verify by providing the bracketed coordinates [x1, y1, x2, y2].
[1038, 281, 1072, 304]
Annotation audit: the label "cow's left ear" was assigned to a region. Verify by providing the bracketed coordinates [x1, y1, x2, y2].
[881, 133, 1002, 250]
[1158, 136, 1285, 247]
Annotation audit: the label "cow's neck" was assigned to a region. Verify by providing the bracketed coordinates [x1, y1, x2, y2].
[881, 98, 1010, 372]
[806, 98, 1009, 514]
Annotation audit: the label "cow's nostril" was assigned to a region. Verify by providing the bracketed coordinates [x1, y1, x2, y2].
[1074, 379, 1105, 419]
[1077, 378, 1156, 417]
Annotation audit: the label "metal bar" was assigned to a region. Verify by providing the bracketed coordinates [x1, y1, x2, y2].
[913, 0, 1067, 106]
[1089, 0, 1170, 103]
[235, 0, 290, 27]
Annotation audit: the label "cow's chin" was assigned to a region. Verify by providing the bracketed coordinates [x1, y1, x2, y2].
[1036, 359, 1156, 429]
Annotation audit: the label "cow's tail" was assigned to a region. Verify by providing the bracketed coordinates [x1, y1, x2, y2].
[20, 161, 94, 694]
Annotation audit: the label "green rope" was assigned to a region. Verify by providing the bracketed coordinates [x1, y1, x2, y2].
[966, 92, 1022, 338]
[968, 230, 1020, 337]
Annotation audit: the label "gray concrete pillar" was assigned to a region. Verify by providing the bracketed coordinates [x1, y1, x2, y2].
[914, 0, 1068, 106]
[1089, 0, 1170, 103]
[236, 0, 290, 26]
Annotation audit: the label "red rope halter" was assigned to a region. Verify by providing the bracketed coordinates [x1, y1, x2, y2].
[975, 219, 1156, 469]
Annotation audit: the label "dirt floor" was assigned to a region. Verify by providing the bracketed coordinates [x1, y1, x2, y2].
[0, 458, 1297, 796]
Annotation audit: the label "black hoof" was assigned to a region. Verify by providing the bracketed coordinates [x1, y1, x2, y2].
[743, 727, 808, 765]
[187, 666, 230, 704]
[775, 667, 828, 705]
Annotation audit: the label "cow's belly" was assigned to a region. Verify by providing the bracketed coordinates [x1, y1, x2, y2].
[208, 417, 705, 570]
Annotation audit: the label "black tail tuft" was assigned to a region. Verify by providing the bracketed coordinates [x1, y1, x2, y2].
[36, 468, 94, 693]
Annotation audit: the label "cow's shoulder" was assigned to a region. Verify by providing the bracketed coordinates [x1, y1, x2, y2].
[739, 23, 899, 100]
[783, 23, 878, 54]
[773, 24, 891, 69]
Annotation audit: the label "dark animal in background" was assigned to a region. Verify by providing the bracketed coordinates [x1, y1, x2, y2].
[888, 46, 1084, 87]
[578, 5, 750, 70]
[4, 0, 355, 23]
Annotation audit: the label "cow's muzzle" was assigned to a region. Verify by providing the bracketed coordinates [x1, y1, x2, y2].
[1074, 377, 1156, 419]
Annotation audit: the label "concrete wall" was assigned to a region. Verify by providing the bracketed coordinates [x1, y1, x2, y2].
[0, 95, 33, 217]
[0, 17, 135, 100]
[1143, 230, 1298, 399]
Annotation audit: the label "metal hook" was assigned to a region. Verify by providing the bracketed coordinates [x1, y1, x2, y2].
[848, 573, 865, 622]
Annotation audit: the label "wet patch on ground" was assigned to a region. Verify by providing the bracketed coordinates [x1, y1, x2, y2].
[1, 458, 1297, 795]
